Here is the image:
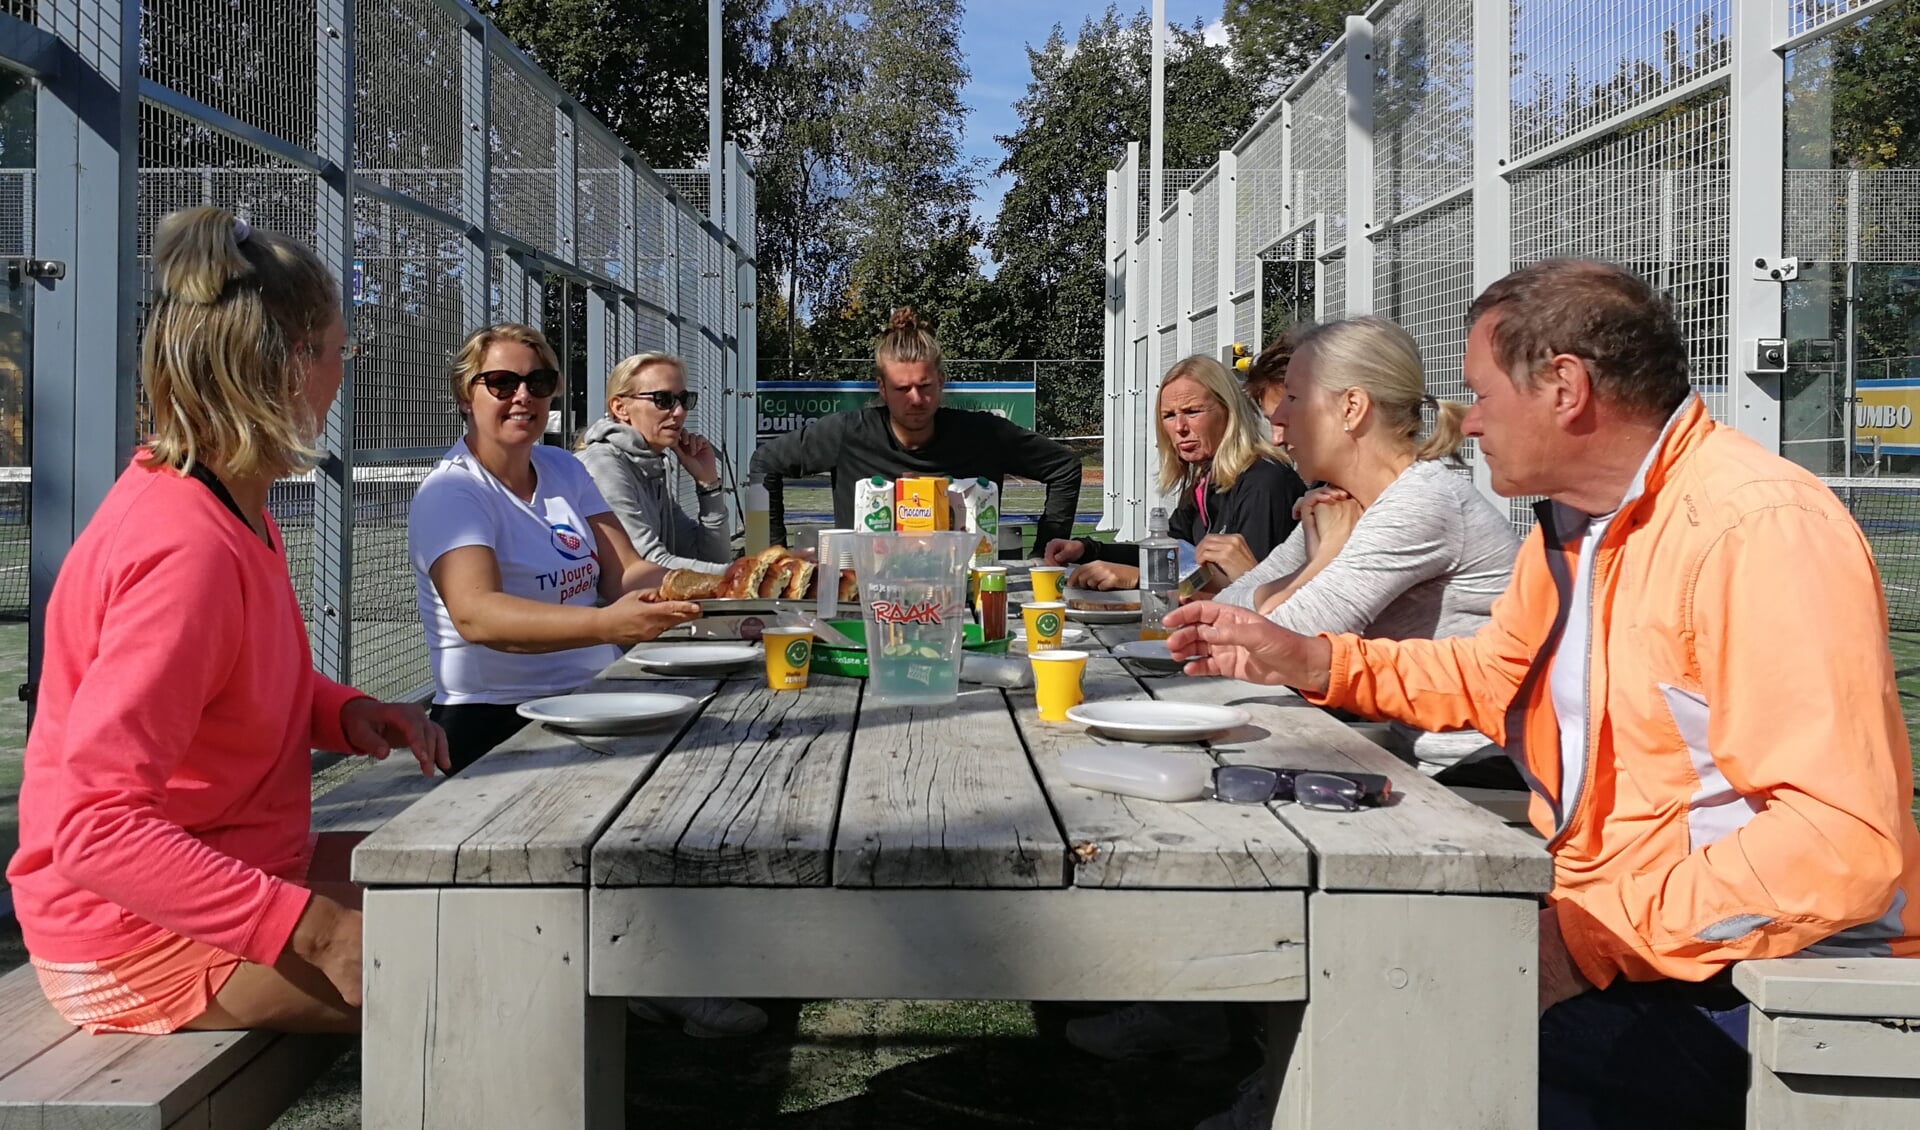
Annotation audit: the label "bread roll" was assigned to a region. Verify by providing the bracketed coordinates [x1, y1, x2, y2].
[658, 569, 724, 601]
[785, 560, 816, 600]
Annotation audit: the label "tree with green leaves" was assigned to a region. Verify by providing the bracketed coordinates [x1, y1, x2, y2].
[755, 0, 863, 377]
[1222, 0, 1355, 106]
[480, 0, 770, 168]
[985, 9, 1254, 430]
[824, 0, 983, 359]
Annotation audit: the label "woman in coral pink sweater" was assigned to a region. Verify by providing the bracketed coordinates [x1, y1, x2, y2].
[6, 207, 448, 1035]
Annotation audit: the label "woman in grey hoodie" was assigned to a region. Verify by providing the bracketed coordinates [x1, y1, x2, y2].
[574, 352, 731, 574]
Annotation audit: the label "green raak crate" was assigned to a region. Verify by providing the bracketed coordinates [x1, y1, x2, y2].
[810, 618, 1010, 678]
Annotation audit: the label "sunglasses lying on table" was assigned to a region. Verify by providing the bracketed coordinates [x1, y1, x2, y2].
[1057, 748, 1394, 807]
[1212, 765, 1393, 811]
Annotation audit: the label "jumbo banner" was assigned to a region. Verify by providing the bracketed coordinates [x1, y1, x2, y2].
[757, 381, 1036, 436]
[1854, 379, 1920, 455]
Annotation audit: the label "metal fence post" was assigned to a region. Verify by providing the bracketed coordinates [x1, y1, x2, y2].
[462, 15, 493, 334]
[555, 103, 576, 272]
[1175, 188, 1194, 357]
[1470, 0, 1512, 505]
[311, 0, 357, 685]
[1216, 150, 1237, 356]
[727, 143, 757, 494]
[586, 287, 609, 417]
[1344, 14, 1375, 315]
[1118, 143, 1142, 540]
[1727, 0, 1787, 451]
[1102, 166, 1120, 533]
[26, 0, 139, 712]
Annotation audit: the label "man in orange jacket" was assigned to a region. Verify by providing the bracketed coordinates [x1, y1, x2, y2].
[1171, 259, 1920, 1129]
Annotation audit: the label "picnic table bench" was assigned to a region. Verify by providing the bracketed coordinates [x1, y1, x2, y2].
[352, 632, 1552, 1128]
[0, 753, 439, 1129]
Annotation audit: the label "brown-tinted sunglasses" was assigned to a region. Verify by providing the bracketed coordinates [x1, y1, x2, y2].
[469, 368, 560, 399]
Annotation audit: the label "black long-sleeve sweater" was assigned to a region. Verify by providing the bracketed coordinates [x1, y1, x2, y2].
[748, 406, 1084, 549]
[1076, 456, 1306, 567]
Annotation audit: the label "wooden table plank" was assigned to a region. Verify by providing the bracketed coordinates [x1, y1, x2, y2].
[591, 674, 860, 886]
[591, 888, 1308, 1002]
[836, 686, 1068, 889]
[352, 674, 722, 886]
[1150, 678, 1552, 895]
[1010, 655, 1312, 889]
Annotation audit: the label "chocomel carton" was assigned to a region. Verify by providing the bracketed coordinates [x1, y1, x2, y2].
[894, 476, 952, 532]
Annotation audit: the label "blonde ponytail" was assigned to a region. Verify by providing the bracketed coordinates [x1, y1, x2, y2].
[141, 207, 338, 481]
[1292, 316, 1466, 462]
[154, 208, 255, 306]
[1415, 397, 1468, 461]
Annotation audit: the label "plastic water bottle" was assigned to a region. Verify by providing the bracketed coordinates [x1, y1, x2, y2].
[1140, 507, 1178, 641]
[744, 472, 771, 556]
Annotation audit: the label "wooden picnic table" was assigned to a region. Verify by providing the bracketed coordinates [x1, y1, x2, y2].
[353, 625, 1550, 1129]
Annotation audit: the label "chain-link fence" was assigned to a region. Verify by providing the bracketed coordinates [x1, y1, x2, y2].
[1107, 0, 1920, 553]
[2, 1, 756, 703]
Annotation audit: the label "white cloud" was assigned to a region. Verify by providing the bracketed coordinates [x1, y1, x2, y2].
[1202, 19, 1229, 48]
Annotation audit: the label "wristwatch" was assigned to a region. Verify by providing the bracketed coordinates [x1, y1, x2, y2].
[695, 478, 724, 494]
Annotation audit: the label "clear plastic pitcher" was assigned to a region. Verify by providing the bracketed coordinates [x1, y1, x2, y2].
[850, 531, 978, 706]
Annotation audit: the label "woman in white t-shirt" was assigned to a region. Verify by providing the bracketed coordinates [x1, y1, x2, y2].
[408, 323, 700, 773]
[409, 326, 768, 1042]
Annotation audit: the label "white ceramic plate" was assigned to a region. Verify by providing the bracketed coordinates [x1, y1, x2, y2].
[516, 693, 702, 735]
[1111, 639, 1180, 669]
[623, 642, 763, 674]
[1063, 701, 1251, 743]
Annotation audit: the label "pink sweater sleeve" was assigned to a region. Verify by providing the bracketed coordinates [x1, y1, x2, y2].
[52, 544, 311, 967]
[309, 675, 367, 753]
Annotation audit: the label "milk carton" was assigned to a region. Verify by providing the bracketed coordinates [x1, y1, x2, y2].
[953, 478, 999, 568]
[854, 476, 896, 533]
[893, 476, 952, 532]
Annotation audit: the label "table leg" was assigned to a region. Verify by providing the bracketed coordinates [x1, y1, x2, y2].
[363, 887, 623, 1129]
[1264, 892, 1537, 1129]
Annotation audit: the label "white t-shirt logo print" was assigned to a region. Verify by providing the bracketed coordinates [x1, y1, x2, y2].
[550, 522, 591, 561]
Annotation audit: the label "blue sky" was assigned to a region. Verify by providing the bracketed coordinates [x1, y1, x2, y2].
[960, 0, 1226, 256]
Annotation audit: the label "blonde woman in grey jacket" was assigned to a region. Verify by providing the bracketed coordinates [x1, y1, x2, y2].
[575, 352, 731, 575]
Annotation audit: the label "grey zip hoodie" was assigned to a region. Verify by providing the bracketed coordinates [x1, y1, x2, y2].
[574, 416, 731, 573]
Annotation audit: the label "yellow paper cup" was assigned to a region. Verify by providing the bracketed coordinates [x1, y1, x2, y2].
[1029, 565, 1066, 603]
[1029, 650, 1088, 722]
[761, 628, 814, 691]
[1022, 601, 1067, 650]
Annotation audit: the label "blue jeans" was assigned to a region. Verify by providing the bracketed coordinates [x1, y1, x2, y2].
[1539, 976, 1750, 1129]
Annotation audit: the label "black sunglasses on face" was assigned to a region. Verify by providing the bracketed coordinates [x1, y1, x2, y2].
[622, 389, 698, 411]
[470, 368, 561, 399]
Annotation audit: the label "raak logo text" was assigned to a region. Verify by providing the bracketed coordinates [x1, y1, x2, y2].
[872, 600, 944, 626]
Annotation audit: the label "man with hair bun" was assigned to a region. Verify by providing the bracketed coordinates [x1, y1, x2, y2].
[749, 307, 1083, 552]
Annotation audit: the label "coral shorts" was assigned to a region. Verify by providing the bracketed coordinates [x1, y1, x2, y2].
[32, 931, 248, 1035]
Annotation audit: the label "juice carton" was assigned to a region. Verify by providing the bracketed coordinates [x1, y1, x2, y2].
[952, 478, 999, 568]
[854, 476, 896, 533]
[894, 476, 952, 532]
